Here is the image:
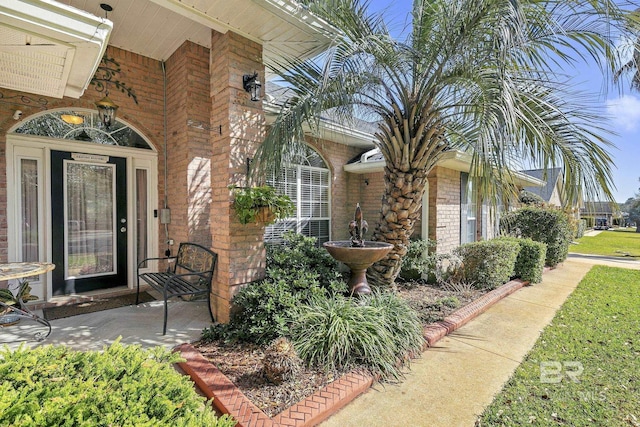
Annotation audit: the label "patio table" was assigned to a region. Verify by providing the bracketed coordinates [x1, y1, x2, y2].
[0, 262, 55, 341]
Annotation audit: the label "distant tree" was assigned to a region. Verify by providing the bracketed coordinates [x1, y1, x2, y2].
[626, 199, 640, 233]
[620, 178, 640, 232]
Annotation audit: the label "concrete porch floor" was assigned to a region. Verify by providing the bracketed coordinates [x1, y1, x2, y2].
[0, 294, 213, 351]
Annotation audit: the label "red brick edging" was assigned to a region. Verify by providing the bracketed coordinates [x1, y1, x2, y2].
[177, 275, 538, 427]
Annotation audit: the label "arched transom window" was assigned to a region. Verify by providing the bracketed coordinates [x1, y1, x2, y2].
[265, 145, 331, 244]
[13, 109, 152, 149]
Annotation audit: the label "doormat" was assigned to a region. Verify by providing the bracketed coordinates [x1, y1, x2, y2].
[42, 292, 156, 321]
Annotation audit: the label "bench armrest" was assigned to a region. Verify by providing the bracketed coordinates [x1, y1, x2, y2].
[137, 256, 177, 269]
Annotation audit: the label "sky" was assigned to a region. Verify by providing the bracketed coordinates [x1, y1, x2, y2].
[366, 0, 640, 203]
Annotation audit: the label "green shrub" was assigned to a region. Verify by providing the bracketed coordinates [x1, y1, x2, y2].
[400, 238, 436, 281]
[291, 291, 424, 380]
[266, 231, 342, 290]
[496, 236, 547, 284]
[0, 340, 235, 427]
[454, 239, 520, 289]
[204, 232, 347, 344]
[500, 207, 572, 267]
[576, 219, 587, 238]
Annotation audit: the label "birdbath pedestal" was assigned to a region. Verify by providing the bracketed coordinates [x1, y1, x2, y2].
[323, 241, 393, 295]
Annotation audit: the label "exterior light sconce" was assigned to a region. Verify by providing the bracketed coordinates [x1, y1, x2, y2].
[95, 92, 119, 129]
[243, 72, 262, 101]
[92, 4, 122, 129]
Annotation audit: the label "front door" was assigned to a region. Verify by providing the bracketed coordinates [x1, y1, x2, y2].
[51, 151, 128, 295]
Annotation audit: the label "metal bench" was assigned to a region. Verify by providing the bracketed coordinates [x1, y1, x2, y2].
[136, 242, 216, 334]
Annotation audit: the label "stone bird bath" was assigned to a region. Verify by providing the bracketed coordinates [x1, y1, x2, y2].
[323, 204, 392, 295]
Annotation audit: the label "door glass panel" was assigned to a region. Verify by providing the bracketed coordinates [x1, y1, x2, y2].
[136, 169, 148, 267]
[20, 159, 39, 262]
[65, 162, 116, 278]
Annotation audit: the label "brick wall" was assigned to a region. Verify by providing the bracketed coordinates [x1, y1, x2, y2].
[345, 171, 386, 241]
[428, 166, 461, 253]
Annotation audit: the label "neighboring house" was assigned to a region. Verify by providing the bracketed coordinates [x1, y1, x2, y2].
[581, 201, 621, 228]
[0, 0, 542, 322]
[520, 168, 564, 207]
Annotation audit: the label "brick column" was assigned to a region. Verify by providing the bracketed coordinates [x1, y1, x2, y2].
[209, 30, 266, 322]
[164, 41, 213, 247]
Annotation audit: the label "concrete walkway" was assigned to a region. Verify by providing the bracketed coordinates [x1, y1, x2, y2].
[321, 257, 640, 427]
[0, 298, 212, 351]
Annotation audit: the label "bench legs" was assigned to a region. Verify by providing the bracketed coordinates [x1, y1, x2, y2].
[163, 293, 169, 335]
[206, 291, 214, 323]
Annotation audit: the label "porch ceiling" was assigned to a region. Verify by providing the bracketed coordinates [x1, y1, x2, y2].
[0, 0, 334, 100]
[0, 0, 111, 99]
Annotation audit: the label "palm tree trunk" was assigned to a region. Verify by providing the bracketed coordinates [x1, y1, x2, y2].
[368, 166, 429, 288]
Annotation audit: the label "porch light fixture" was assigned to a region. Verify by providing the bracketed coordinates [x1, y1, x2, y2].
[243, 72, 262, 101]
[95, 92, 118, 129]
[93, 3, 118, 129]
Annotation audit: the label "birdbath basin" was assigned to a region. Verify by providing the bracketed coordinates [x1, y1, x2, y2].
[323, 241, 393, 295]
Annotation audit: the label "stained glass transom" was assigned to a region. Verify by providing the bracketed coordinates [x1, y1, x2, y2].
[13, 110, 151, 149]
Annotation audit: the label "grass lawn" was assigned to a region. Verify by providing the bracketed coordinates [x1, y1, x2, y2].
[570, 228, 640, 258]
[477, 266, 640, 426]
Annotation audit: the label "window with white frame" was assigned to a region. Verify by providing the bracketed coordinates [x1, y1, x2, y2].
[460, 172, 477, 244]
[265, 146, 330, 245]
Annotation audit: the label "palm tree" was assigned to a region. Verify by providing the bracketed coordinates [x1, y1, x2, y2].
[254, 0, 629, 287]
[614, 7, 640, 89]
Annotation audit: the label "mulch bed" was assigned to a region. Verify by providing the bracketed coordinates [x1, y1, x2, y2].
[193, 281, 489, 418]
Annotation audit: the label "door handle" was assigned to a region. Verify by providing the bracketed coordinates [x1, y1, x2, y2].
[120, 227, 127, 233]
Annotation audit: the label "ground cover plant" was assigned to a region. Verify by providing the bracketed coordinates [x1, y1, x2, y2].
[571, 228, 640, 258]
[0, 340, 235, 427]
[478, 266, 640, 426]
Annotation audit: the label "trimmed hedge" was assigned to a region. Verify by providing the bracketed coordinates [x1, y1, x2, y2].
[0, 341, 235, 427]
[497, 237, 547, 284]
[454, 239, 520, 289]
[500, 207, 572, 267]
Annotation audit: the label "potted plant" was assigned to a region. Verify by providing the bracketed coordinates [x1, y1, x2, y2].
[230, 185, 295, 225]
[0, 281, 38, 325]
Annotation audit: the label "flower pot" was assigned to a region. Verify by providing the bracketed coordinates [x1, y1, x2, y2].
[255, 207, 276, 224]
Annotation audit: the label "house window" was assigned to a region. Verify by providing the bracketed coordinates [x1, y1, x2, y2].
[460, 172, 477, 244]
[265, 146, 330, 244]
[20, 159, 40, 261]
